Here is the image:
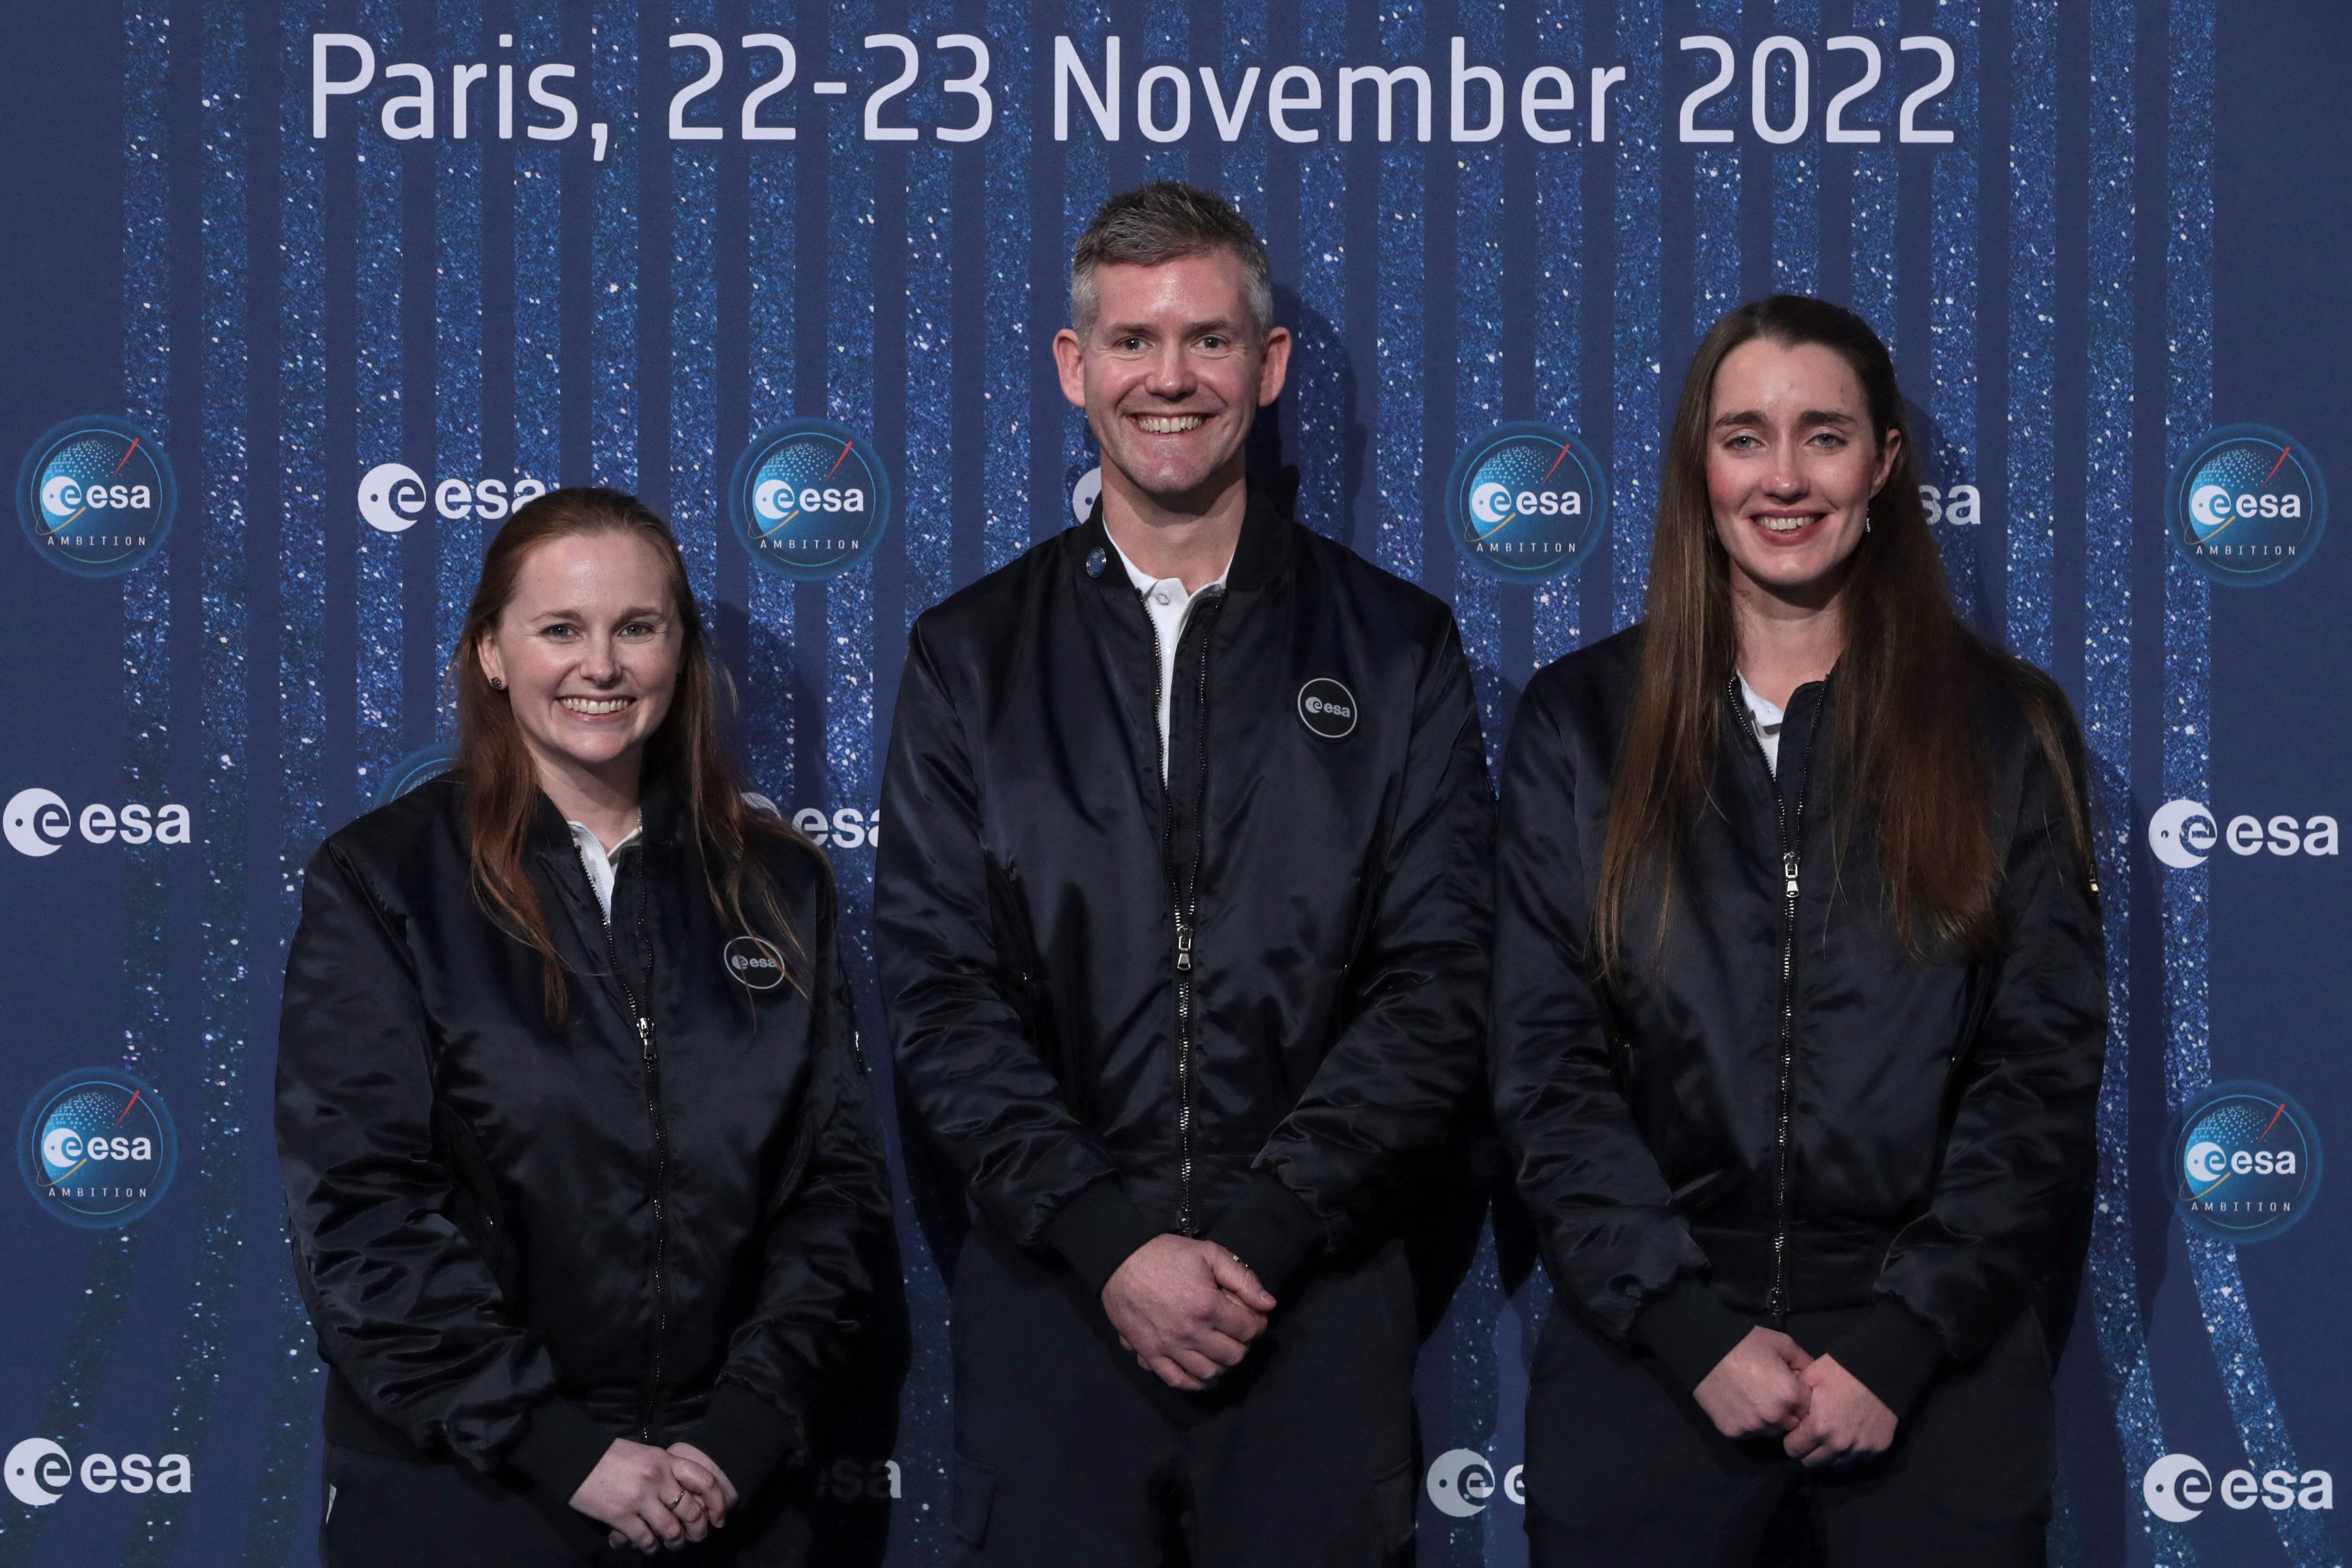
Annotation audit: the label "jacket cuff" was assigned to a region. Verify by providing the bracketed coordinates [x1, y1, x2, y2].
[1205, 1170, 1325, 1300]
[678, 1381, 803, 1505]
[1825, 1297, 1945, 1423]
[1626, 1278, 1754, 1394]
[1044, 1178, 1162, 1297]
[504, 1397, 613, 1504]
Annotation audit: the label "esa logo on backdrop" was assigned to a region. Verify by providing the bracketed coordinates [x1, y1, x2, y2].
[2147, 800, 2337, 868]
[1447, 424, 1608, 583]
[4, 788, 192, 857]
[15, 416, 176, 576]
[1426, 1449, 1525, 1518]
[2165, 1081, 2321, 1244]
[2143, 1453, 2332, 1522]
[2166, 424, 2326, 587]
[17, 1068, 178, 1229]
[4, 1438, 191, 1506]
[358, 464, 549, 534]
[728, 421, 894, 580]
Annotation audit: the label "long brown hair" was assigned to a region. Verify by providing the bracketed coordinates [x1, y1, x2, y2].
[1593, 295, 2092, 976]
[453, 486, 811, 1019]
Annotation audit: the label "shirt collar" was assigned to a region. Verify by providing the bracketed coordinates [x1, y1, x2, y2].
[1735, 671, 1786, 730]
[566, 820, 644, 857]
[1102, 523, 1233, 600]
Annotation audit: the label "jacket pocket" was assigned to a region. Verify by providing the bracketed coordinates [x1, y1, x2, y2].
[1371, 1456, 1416, 1556]
[431, 1102, 517, 1300]
[952, 1453, 997, 1548]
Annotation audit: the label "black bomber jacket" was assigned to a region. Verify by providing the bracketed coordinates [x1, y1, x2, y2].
[275, 777, 890, 1508]
[876, 492, 1495, 1301]
[1491, 627, 2106, 1417]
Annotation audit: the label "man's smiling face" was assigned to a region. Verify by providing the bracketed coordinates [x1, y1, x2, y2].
[1056, 250, 1289, 512]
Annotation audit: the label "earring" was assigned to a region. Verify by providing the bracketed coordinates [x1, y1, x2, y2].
[488, 676, 505, 690]
[1864, 518, 1873, 534]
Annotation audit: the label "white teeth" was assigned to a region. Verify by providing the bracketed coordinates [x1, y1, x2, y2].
[1759, 516, 1812, 533]
[1137, 415, 1206, 434]
[561, 696, 632, 714]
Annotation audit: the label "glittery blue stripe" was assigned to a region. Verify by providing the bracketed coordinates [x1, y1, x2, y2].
[828, 0, 880, 911]
[280, 0, 328, 963]
[1060, 3, 1112, 486]
[744, 65, 795, 804]
[1370, 5, 1424, 585]
[255, 4, 334, 1556]
[1929, 0, 1981, 614]
[1530, 0, 1582, 666]
[1611, 0, 1662, 627]
[669, 0, 720, 609]
[1453, 4, 1503, 701]
[1290, 0, 1348, 543]
[2005, 0, 2056, 668]
[438, 0, 485, 684]
[2081, 7, 2189, 1558]
[1139, 0, 1189, 182]
[1845, 0, 1899, 352]
[981, 0, 1030, 568]
[902, 32, 955, 625]
[1769, 0, 1819, 294]
[355, 0, 405, 798]
[513, 2, 563, 483]
[591, 0, 636, 488]
[120, 7, 253, 1560]
[1220, 0, 1269, 236]
[1691, 0, 1740, 336]
[120, 1, 173, 1080]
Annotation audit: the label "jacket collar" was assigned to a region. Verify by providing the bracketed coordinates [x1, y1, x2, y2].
[1068, 482, 1296, 596]
[524, 773, 685, 856]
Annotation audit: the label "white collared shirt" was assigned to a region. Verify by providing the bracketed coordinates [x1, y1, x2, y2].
[1736, 672, 1786, 776]
[1104, 531, 1233, 779]
[567, 819, 644, 917]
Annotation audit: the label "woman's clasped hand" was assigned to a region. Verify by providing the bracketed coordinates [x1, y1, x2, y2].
[575, 1439, 738, 1553]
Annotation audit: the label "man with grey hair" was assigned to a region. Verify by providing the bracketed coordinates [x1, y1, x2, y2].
[879, 181, 1492, 1564]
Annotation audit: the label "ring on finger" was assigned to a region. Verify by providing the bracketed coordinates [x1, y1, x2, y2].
[667, 1489, 687, 1511]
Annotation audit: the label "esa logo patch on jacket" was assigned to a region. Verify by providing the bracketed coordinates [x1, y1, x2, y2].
[1296, 679, 1358, 740]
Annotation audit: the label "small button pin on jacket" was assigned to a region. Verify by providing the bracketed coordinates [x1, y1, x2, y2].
[1085, 547, 1108, 578]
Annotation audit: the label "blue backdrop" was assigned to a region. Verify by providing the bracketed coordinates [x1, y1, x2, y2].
[0, 1, 2345, 1563]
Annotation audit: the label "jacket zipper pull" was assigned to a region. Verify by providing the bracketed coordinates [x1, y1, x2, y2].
[637, 1015, 656, 1062]
[1782, 852, 1800, 898]
[1174, 921, 1194, 972]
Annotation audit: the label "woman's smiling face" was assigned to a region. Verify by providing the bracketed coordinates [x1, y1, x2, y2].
[1704, 336, 1901, 606]
[475, 530, 682, 795]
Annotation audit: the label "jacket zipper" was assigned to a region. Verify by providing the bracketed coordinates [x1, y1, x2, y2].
[1147, 585, 1222, 1237]
[1730, 678, 1822, 1327]
[573, 836, 670, 1442]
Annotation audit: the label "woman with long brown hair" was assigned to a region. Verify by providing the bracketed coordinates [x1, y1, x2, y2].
[1492, 297, 2104, 1565]
[277, 488, 891, 1563]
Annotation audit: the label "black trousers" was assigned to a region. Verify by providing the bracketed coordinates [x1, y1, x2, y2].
[950, 1221, 1420, 1567]
[1524, 1303, 2055, 1568]
[319, 1443, 811, 1568]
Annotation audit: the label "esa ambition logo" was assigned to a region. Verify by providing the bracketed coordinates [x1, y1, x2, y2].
[16, 416, 175, 576]
[2166, 424, 2326, 587]
[729, 420, 893, 581]
[17, 1067, 177, 1230]
[1446, 424, 1609, 584]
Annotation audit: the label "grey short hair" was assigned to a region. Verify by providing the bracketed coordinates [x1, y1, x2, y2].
[1070, 181, 1274, 340]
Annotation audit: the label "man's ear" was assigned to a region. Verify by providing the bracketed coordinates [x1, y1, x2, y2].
[1256, 326, 1294, 408]
[1053, 328, 1088, 412]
